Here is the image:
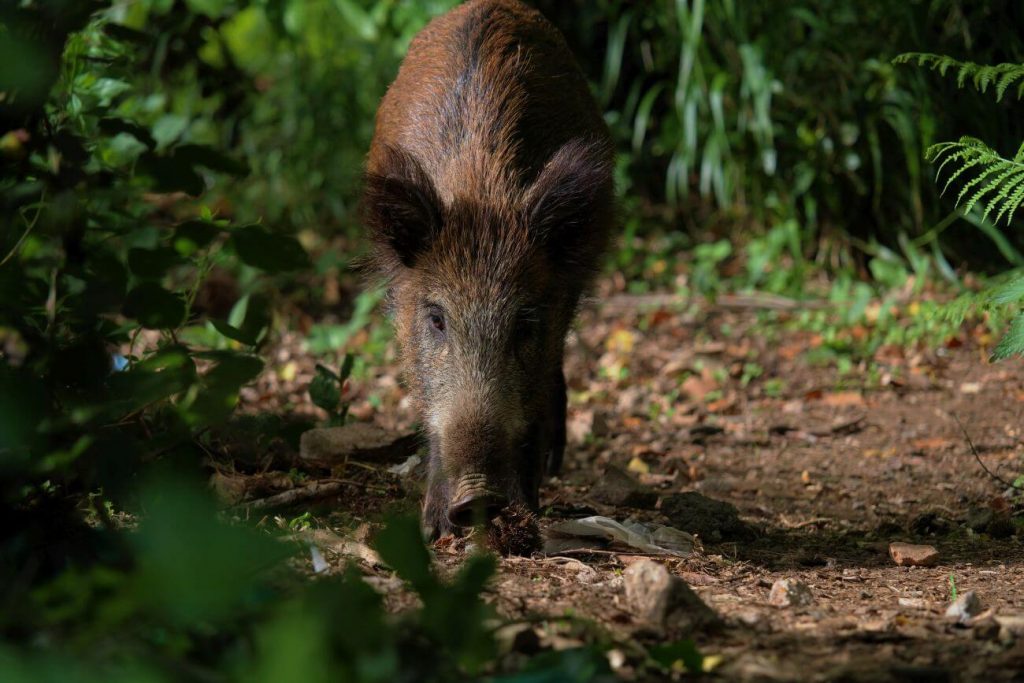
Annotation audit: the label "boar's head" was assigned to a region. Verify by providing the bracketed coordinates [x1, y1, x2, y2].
[364, 139, 613, 537]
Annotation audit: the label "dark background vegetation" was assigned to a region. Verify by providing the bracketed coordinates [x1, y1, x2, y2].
[1, 0, 1022, 680]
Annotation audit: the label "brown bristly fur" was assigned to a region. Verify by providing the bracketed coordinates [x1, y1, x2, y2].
[362, 0, 614, 538]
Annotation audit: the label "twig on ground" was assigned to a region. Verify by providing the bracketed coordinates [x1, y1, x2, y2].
[811, 415, 868, 437]
[952, 413, 1022, 491]
[596, 292, 830, 312]
[238, 480, 347, 510]
[778, 515, 834, 530]
[291, 528, 383, 568]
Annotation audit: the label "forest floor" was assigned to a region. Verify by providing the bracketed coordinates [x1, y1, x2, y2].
[223, 280, 1024, 682]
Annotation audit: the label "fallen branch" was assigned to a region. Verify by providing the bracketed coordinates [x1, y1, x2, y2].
[952, 413, 1022, 491]
[292, 528, 383, 568]
[596, 292, 829, 312]
[239, 480, 347, 511]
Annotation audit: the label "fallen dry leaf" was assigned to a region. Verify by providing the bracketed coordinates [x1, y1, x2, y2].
[911, 437, 951, 451]
[605, 328, 636, 354]
[627, 456, 650, 475]
[682, 371, 719, 402]
[820, 391, 864, 407]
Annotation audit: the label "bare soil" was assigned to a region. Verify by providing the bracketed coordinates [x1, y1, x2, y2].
[233, 284, 1024, 682]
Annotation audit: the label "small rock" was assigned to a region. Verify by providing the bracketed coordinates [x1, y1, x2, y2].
[660, 491, 755, 542]
[623, 559, 722, 635]
[968, 610, 999, 640]
[769, 578, 814, 608]
[300, 423, 419, 466]
[944, 590, 983, 624]
[898, 597, 927, 609]
[889, 542, 939, 567]
[996, 614, 1024, 643]
[591, 465, 658, 508]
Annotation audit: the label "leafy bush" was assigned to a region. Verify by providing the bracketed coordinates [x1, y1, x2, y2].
[0, 5, 614, 681]
[895, 52, 1024, 359]
[540, 0, 1024, 268]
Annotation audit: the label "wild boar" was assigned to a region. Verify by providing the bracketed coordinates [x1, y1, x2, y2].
[363, 0, 614, 537]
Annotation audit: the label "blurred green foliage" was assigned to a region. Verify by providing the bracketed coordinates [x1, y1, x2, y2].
[0, 2, 521, 681]
[540, 0, 1024, 269]
[3, 0, 1024, 680]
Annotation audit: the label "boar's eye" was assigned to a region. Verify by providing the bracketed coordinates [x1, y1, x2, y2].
[426, 306, 446, 336]
[515, 310, 539, 343]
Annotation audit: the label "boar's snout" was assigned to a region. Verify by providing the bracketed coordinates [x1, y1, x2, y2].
[447, 473, 508, 528]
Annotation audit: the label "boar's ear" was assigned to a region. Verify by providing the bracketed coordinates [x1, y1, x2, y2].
[526, 138, 614, 271]
[363, 146, 442, 270]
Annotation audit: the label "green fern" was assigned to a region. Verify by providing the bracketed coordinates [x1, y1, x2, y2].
[894, 53, 1024, 102]
[927, 137, 1024, 225]
[897, 52, 1024, 359]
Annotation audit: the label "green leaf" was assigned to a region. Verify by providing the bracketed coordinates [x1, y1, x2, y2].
[175, 144, 250, 177]
[231, 226, 309, 273]
[309, 366, 341, 413]
[184, 0, 230, 17]
[138, 151, 204, 196]
[991, 311, 1024, 361]
[173, 220, 221, 255]
[492, 647, 612, 683]
[105, 346, 197, 416]
[127, 247, 183, 280]
[649, 639, 704, 672]
[339, 353, 355, 382]
[992, 276, 1024, 305]
[373, 515, 436, 594]
[98, 118, 156, 149]
[133, 475, 292, 624]
[212, 294, 269, 346]
[123, 283, 186, 329]
[181, 352, 264, 426]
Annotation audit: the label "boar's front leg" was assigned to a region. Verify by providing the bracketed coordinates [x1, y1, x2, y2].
[546, 367, 567, 476]
[422, 437, 454, 539]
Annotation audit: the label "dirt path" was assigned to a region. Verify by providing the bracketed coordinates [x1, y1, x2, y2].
[238, 289, 1024, 681]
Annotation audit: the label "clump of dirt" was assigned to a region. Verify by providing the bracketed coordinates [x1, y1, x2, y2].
[486, 503, 542, 557]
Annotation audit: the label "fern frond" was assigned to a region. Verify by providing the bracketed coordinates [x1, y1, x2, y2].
[894, 53, 1024, 101]
[991, 311, 1024, 361]
[927, 137, 1024, 224]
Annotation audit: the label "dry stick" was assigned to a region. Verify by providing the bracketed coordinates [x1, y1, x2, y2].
[952, 413, 1023, 491]
[239, 480, 347, 511]
[596, 292, 830, 312]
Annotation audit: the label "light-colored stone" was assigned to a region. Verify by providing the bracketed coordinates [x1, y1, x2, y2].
[623, 559, 721, 634]
[968, 610, 999, 640]
[888, 542, 939, 567]
[996, 614, 1024, 643]
[898, 597, 928, 609]
[769, 578, 814, 608]
[945, 590, 983, 624]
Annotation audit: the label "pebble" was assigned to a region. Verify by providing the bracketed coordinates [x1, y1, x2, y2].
[996, 614, 1024, 643]
[769, 579, 814, 608]
[888, 542, 939, 567]
[945, 590, 983, 624]
[623, 559, 722, 635]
